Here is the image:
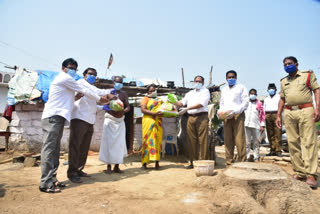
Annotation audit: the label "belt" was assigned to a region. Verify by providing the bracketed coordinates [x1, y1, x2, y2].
[284, 103, 313, 110]
[265, 111, 277, 114]
[188, 112, 208, 117]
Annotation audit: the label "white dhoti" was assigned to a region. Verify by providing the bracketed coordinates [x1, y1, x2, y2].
[99, 113, 127, 164]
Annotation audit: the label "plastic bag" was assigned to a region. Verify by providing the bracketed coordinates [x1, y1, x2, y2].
[109, 99, 124, 111]
[160, 102, 178, 117]
[167, 93, 178, 104]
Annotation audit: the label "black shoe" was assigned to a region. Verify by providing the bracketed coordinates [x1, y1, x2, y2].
[69, 176, 83, 183]
[185, 164, 194, 169]
[266, 152, 275, 156]
[78, 170, 90, 177]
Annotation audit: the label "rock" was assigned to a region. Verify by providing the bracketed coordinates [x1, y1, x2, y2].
[24, 157, 36, 167]
[274, 156, 282, 161]
[12, 156, 25, 163]
[282, 157, 291, 162]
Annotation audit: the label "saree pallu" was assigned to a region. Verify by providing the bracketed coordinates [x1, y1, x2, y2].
[141, 98, 163, 164]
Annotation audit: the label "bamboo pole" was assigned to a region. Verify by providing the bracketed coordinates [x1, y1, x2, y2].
[209, 66, 213, 85]
[181, 68, 185, 87]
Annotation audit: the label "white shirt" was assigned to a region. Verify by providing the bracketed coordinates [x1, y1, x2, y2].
[263, 94, 280, 112]
[42, 72, 100, 123]
[218, 83, 249, 114]
[181, 86, 210, 114]
[71, 79, 110, 124]
[245, 101, 264, 129]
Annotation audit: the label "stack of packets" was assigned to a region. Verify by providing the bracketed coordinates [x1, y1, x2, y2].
[160, 93, 179, 117]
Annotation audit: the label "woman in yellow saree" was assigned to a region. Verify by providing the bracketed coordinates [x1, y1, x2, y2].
[140, 85, 163, 170]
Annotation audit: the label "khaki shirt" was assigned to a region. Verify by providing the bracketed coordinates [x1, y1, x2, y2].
[280, 70, 319, 106]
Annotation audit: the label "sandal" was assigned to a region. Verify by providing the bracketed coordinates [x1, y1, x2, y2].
[54, 181, 66, 188]
[39, 186, 61, 193]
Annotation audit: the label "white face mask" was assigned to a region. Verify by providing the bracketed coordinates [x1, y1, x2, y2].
[149, 91, 157, 98]
[194, 83, 202, 90]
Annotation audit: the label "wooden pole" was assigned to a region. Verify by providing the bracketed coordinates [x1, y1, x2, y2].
[181, 68, 185, 87]
[209, 66, 213, 85]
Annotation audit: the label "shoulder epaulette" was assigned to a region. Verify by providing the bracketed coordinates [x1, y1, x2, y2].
[280, 76, 288, 81]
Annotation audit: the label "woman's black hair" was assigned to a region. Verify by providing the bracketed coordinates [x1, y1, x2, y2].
[146, 84, 156, 92]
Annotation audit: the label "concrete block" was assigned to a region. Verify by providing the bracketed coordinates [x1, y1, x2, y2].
[24, 157, 36, 167]
[21, 103, 44, 111]
[25, 127, 38, 135]
[9, 127, 24, 134]
[31, 112, 42, 120]
[20, 120, 32, 127]
[31, 120, 42, 127]
[14, 103, 23, 111]
[15, 112, 32, 121]
[9, 119, 20, 127]
[11, 111, 19, 120]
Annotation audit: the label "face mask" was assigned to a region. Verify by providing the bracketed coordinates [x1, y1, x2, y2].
[149, 91, 157, 98]
[268, 89, 275, 96]
[67, 69, 76, 78]
[114, 82, 123, 90]
[194, 83, 202, 90]
[87, 75, 96, 84]
[227, 78, 236, 86]
[284, 64, 297, 74]
[249, 94, 256, 101]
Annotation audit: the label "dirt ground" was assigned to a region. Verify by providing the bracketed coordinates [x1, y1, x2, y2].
[0, 149, 320, 214]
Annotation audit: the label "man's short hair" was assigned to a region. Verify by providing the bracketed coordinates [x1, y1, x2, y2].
[283, 56, 298, 64]
[83, 67, 97, 76]
[146, 84, 156, 92]
[194, 75, 204, 82]
[268, 83, 277, 89]
[112, 76, 123, 82]
[249, 88, 257, 94]
[62, 58, 78, 68]
[226, 70, 237, 78]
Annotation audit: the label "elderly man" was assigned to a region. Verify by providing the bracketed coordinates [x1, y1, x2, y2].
[67, 67, 112, 183]
[218, 70, 249, 165]
[276, 56, 320, 189]
[175, 75, 210, 169]
[99, 76, 130, 174]
[40, 58, 109, 193]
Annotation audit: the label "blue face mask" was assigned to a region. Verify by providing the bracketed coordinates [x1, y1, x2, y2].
[67, 69, 77, 78]
[268, 89, 275, 96]
[194, 83, 202, 90]
[87, 75, 96, 84]
[227, 78, 236, 86]
[249, 94, 257, 101]
[114, 82, 123, 90]
[284, 64, 297, 74]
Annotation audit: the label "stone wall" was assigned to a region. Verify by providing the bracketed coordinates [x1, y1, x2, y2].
[8, 103, 107, 153]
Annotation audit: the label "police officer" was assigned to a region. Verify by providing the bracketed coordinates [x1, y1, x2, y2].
[276, 56, 320, 189]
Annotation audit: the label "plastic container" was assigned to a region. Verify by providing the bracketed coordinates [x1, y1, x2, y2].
[193, 160, 215, 177]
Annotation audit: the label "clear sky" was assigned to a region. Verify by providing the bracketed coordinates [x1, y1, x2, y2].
[0, 0, 319, 95]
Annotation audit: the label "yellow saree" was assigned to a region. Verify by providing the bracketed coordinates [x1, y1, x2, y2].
[141, 98, 163, 164]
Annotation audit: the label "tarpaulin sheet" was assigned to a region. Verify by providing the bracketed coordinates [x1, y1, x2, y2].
[36, 70, 82, 103]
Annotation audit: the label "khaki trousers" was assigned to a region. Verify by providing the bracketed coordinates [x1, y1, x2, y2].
[224, 112, 246, 164]
[265, 113, 282, 153]
[284, 107, 319, 178]
[186, 113, 209, 161]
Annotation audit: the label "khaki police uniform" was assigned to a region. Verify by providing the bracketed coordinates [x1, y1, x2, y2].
[280, 70, 319, 178]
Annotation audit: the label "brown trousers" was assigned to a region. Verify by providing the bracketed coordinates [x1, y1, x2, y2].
[265, 113, 282, 153]
[67, 119, 94, 178]
[224, 112, 246, 164]
[186, 113, 209, 161]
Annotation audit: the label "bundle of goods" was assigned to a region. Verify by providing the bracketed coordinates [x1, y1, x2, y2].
[159, 102, 178, 117]
[109, 99, 124, 111]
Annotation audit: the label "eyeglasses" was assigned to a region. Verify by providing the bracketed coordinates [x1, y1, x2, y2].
[66, 67, 78, 71]
[87, 72, 97, 76]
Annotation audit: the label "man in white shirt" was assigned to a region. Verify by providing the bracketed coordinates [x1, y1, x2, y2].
[218, 70, 249, 165]
[263, 83, 282, 157]
[175, 76, 210, 169]
[67, 68, 111, 183]
[39, 58, 109, 193]
[244, 89, 265, 162]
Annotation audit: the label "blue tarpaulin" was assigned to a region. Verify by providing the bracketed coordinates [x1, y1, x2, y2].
[36, 70, 82, 103]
